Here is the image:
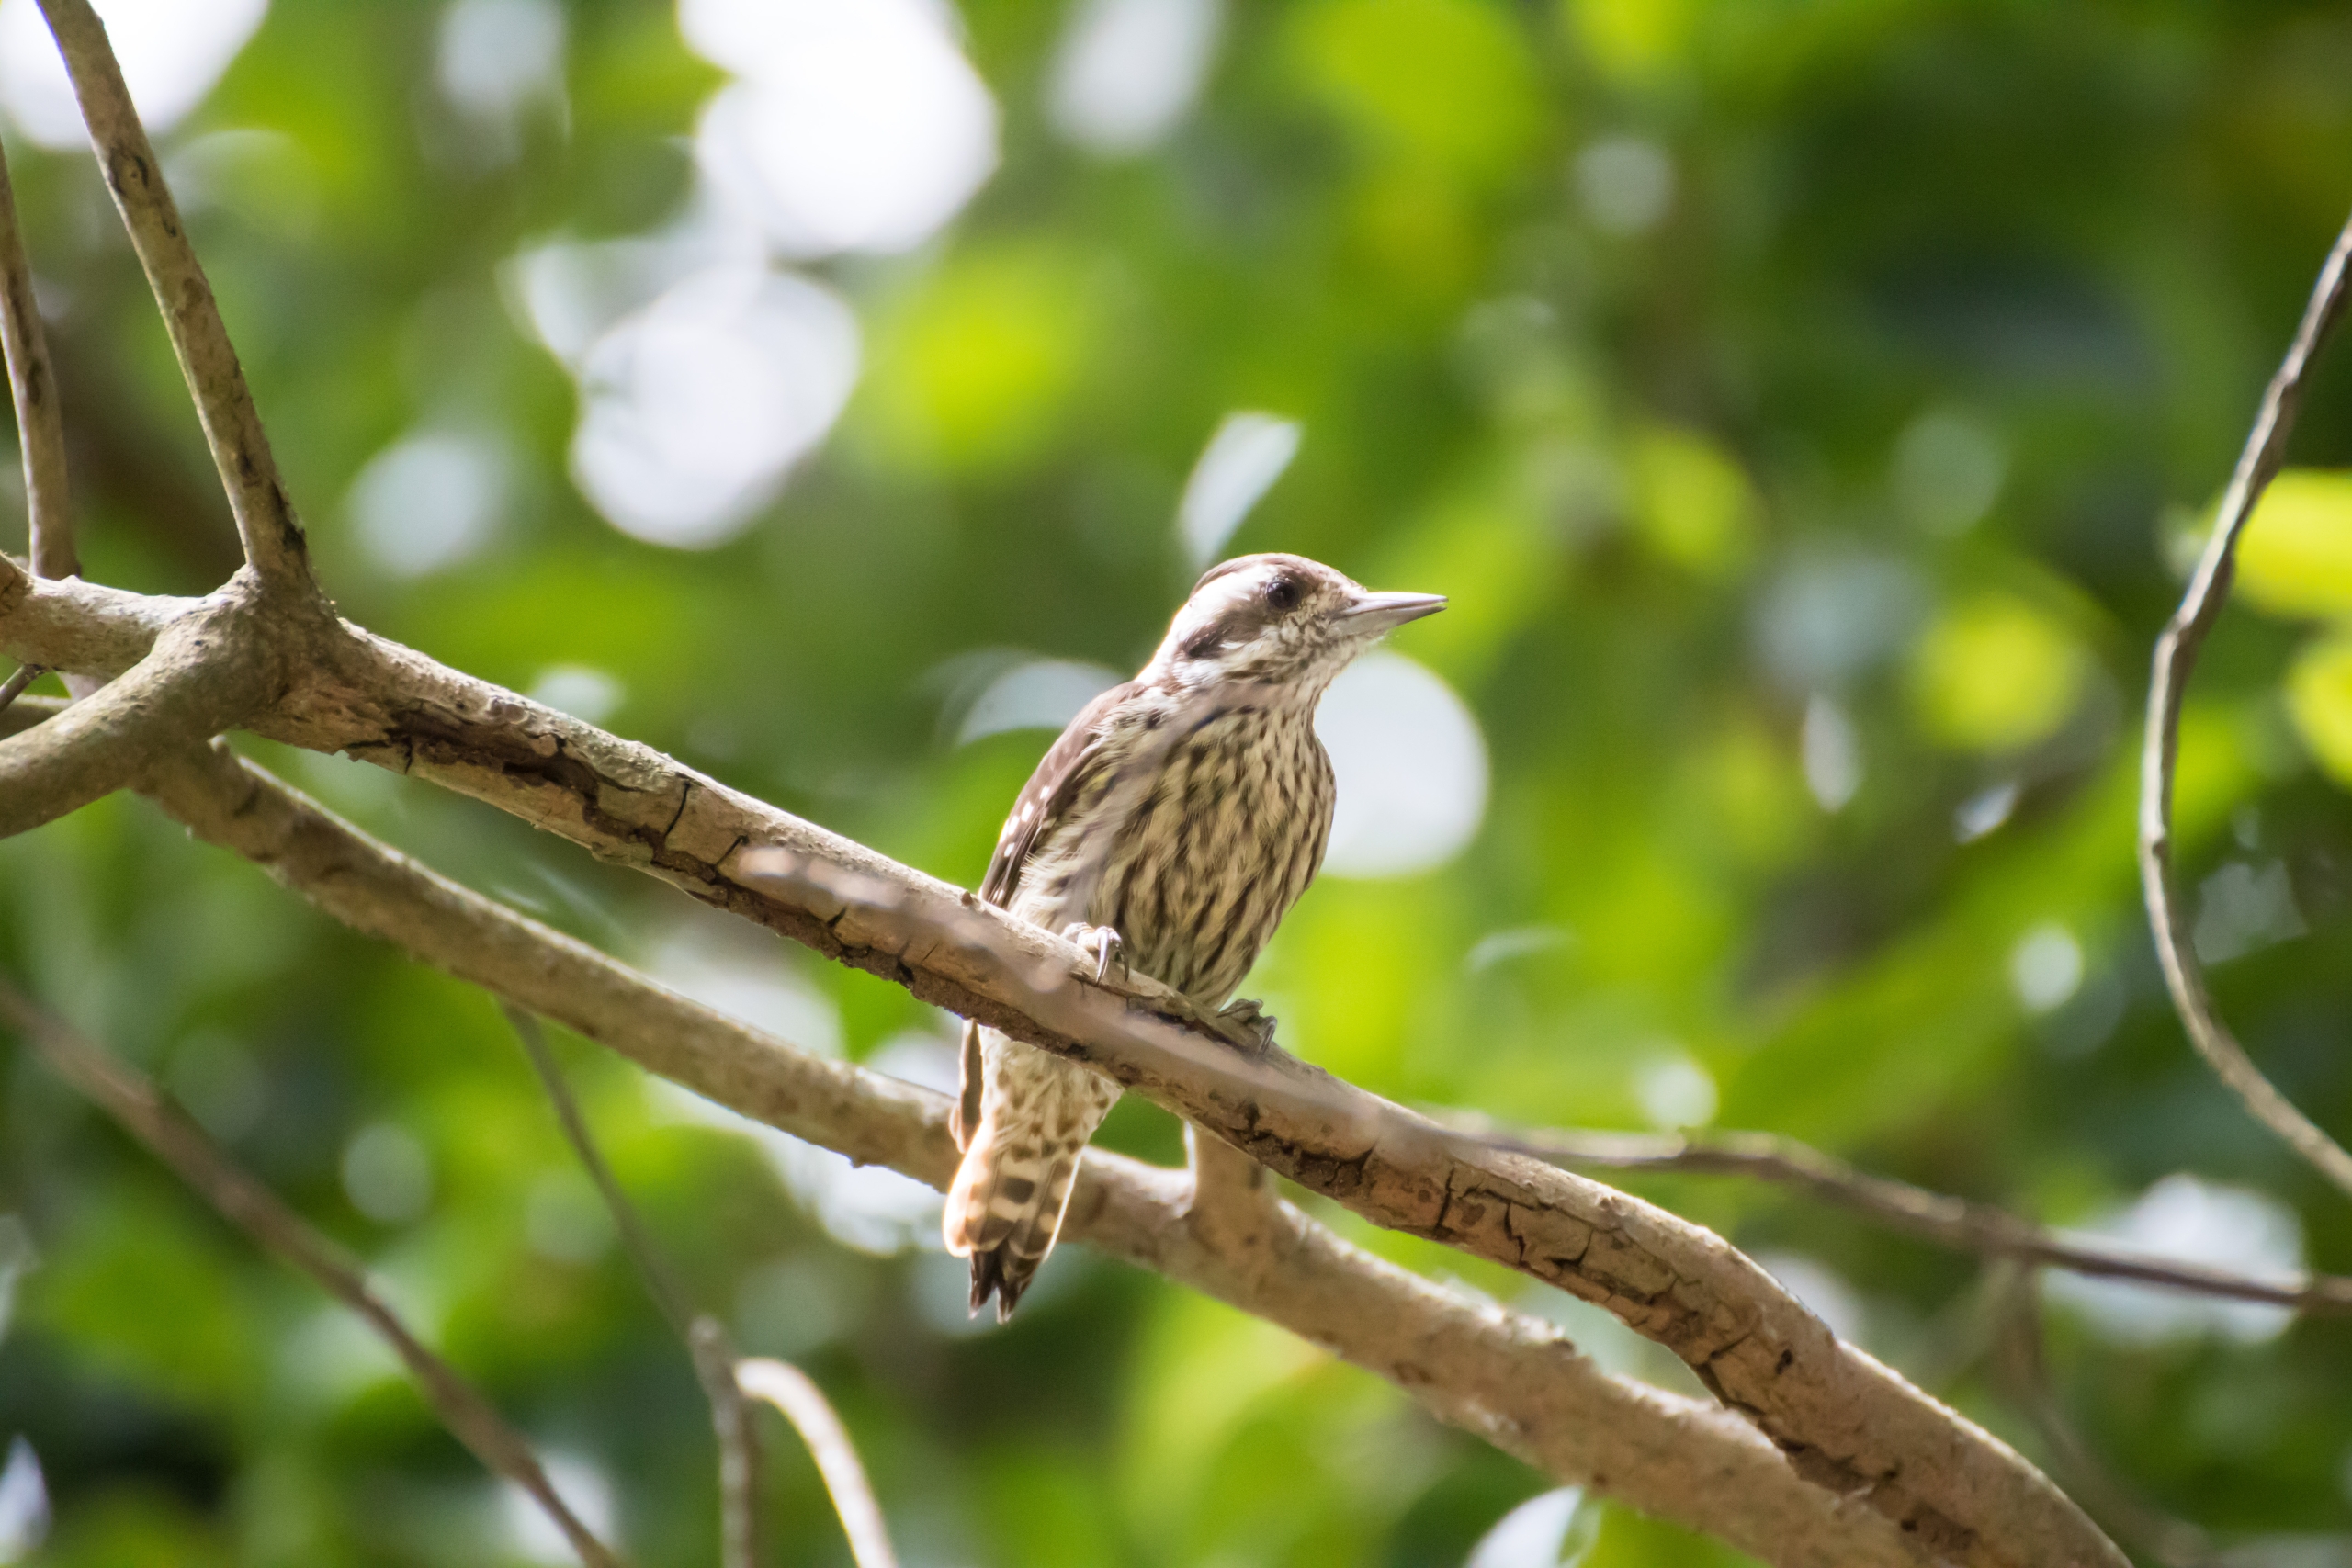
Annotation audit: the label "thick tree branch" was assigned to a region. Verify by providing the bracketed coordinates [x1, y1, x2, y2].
[1185, 1122, 1282, 1259]
[135, 739, 1917, 1565]
[33, 0, 313, 593]
[0, 596, 274, 836]
[2139, 210, 2352, 1200]
[741, 853, 2118, 1562]
[0, 981, 626, 1568]
[0, 562, 198, 674]
[0, 735, 2316, 1329]
[0, 141, 74, 581]
[1468, 1121, 2352, 1315]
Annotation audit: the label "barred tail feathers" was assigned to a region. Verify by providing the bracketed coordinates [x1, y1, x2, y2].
[943, 1032, 1120, 1320]
[944, 1127, 1084, 1321]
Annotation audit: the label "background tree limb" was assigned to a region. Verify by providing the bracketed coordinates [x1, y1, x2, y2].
[2139, 209, 2352, 1199]
[507, 1006, 766, 1568]
[1465, 1120, 2352, 1314]
[0, 141, 73, 582]
[0, 980, 627, 1568]
[734, 1359, 901, 1568]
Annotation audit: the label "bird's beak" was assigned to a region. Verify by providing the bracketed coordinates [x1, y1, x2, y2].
[1339, 590, 1447, 635]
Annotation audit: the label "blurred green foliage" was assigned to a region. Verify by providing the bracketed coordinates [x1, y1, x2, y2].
[4, 0, 2352, 1563]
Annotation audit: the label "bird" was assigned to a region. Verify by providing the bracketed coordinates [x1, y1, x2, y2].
[943, 552, 1446, 1319]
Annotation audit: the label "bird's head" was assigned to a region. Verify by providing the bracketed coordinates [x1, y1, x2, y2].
[1147, 553, 1446, 697]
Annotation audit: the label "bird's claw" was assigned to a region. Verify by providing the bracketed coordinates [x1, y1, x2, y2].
[1064, 923, 1125, 986]
[1217, 997, 1278, 1053]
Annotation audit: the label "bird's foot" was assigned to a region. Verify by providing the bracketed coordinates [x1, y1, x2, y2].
[1063, 923, 1125, 986]
[1217, 997, 1278, 1053]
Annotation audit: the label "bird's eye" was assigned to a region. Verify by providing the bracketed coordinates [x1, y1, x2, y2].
[1264, 577, 1300, 613]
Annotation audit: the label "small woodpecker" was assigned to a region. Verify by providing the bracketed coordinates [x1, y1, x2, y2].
[943, 553, 1446, 1319]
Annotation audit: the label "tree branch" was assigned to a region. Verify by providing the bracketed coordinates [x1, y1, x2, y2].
[32, 0, 313, 593]
[0, 661, 43, 716]
[0, 563, 198, 676]
[1462, 1120, 2352, 1315]
[735, 1359, 901, 1568]
[0, 980, 627, 1568]
[726, 852, 2114, 1566]
[506, 1007, 762, 1568]
[1185, 1122, 1282, 1261]
[2139, 209, 2352, 1200]
[0, 596, 274, 837]
[135, 739, 1919, 1565]
[0, 140, 74, 581]
[7, 671, 2334, 1331]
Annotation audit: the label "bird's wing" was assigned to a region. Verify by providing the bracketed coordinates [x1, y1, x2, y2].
[978, 680, 1139, 908]
[956, 680, 1138, 1146]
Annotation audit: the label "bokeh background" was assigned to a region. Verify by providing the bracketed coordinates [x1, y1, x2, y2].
[3, 0, 2352, 1562]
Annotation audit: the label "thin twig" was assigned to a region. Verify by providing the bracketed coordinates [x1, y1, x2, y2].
[737, 1359, 902, 1568]
[0, 979, 626, 1568]
[0, 138, 74, 581]
[1461, 1118, 2352, 1315]
[507, 1007, 695, 1331]
[33, 0, 311, 591]
[1989, 1269, 2219, 1568]
[504, 1005, 762, 1568]
[2140, 210, 2352, 1200]
[693, 1319, 763, 1568]
[0, 662, 42, 715]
